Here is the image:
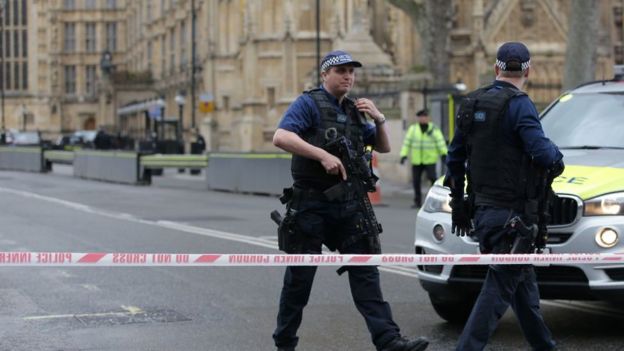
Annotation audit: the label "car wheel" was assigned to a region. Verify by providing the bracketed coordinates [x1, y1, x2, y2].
[429, 293, 476, 324]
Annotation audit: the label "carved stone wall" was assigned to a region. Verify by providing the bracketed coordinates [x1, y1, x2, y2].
[2, 0, 622, 146]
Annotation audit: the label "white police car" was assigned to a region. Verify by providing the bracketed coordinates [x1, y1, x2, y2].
[414, 66, 624, 323]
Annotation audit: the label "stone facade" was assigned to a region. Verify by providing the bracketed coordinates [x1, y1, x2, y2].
[0, 0, 622, 153]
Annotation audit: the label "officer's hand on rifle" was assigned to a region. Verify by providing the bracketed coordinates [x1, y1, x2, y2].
[449, 197, 473, 236]
[400, 156, 407, 165]
[320, 152, 347, 180]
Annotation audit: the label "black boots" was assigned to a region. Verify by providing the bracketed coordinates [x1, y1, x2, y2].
[381, 336, 429, 351]
[277, 336, 429, 351]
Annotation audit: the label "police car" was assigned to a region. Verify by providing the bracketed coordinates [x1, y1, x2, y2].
[414, 66, 624, 323]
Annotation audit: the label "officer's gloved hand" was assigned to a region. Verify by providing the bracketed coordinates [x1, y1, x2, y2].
[550, 159, 565, 178]
[400, 156, 407, 165]
[449, 197, 472, 236]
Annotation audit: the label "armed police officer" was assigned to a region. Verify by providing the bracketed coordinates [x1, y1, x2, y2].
[271, 50, 429, 351]
[445, 42, 564, 351]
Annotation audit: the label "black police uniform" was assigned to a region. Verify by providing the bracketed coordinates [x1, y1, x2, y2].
[446, 81, 562, 351]
[273, 89, 403, 351]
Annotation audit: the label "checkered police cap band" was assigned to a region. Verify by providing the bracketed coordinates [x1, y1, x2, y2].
[320, 52, 362, 72]
[496, 58, 531, 71]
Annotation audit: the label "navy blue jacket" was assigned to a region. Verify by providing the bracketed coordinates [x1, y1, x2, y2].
[277, 86, 376, 146]
[446, 80, 563, 198]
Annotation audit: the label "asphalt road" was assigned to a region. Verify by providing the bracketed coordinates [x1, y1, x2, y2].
[0, 167, 622, 351]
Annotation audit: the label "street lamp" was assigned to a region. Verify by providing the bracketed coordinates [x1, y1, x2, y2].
[174, 92, 185, 145]
[175, 93, 186, 172]
[0, 0, 6, 144]
[21, 104, 28, 131]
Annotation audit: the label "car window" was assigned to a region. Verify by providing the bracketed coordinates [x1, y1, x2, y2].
[541, 92, 624, 149]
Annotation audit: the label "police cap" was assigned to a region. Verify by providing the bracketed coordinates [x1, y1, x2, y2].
[320, 50, 362, 72]
[496, 42, 531, 71]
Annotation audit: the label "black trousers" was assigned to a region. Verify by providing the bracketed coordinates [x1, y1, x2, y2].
[411, 164, 437, 206]
[457, 206, 555, 351]
[273, 198, 400, 350]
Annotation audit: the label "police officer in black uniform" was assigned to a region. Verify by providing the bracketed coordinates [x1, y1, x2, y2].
[445, 42, 563, 351]
[272, 50, 429, 351]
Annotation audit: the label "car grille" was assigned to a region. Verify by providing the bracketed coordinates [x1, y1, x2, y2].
[415, 247, 443, 275]
[549, 195, 579, 226]
[546, 232, 573, 244]
[451, 265, 588, 283]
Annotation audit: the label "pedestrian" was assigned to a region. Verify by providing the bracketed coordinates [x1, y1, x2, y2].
[194, 128, 206, 153]
[272, 50, 429, 351]
[400, 109, 447, 208]
[93, 127, 112, 150]
[444, 42, 564, 351]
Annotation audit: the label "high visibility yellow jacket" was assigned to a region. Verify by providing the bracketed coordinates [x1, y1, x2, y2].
[400, 122, 448, 165]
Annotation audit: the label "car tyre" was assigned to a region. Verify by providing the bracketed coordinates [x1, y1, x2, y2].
[429, 293, 476, 324]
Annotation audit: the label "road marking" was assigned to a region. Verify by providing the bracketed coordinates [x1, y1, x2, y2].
[1, 187, 421, 279]
[24, 305, 144, 321]
[58, 270, 75, 278]
[80, 284, 100, 291]
[121, 305, 144, 315]
[2, 187, 622, 318]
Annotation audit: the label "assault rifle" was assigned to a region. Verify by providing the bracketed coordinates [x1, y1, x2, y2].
[534, 168, 557, 252]
[513, 166, 557, 254]
[322, 136, 382, 262]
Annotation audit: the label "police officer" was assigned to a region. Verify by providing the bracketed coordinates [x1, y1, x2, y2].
[444, 42, 563, 351]
[400, 109, 448, 208]
[272, 50, 429, 351]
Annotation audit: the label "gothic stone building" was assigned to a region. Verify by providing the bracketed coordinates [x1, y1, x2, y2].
[1, 0, 622, 152]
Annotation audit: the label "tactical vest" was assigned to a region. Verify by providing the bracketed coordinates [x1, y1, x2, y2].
[457, 85, 530, 209]
[291, 89, 367, 190]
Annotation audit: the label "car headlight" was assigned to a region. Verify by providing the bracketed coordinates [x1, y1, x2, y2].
[422, 185, 452, 213]
[584, 192, 624, 216]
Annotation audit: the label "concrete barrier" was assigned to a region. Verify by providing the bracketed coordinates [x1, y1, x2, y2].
[207, 153, 292, 195]
[73, 150, 144, 185]
[0, 146, 45, 172]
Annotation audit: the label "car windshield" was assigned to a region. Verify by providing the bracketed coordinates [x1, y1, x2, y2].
[541, 92, 624, 149]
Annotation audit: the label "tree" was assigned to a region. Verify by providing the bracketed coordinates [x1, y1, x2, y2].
[387, 0, 453, 86]
[562, 0, 600, 90]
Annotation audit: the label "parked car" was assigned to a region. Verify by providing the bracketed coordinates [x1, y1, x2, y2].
[51, 130, 98, 150]
[8, 131, 42, 146]
[414, 66, 624, 324]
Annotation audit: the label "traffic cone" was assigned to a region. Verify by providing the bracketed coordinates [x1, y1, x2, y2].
[368, 152, 384, 206]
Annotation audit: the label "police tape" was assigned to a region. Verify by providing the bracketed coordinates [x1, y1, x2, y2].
[0, 252, 623, 266]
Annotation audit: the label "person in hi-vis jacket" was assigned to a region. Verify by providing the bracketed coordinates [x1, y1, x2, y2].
[400, 109, 447, 208]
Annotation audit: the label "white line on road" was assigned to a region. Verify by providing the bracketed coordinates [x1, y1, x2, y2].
[1, 187, 620, 318]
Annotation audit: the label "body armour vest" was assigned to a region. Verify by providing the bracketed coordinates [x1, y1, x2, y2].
[457, 85, 530, 208]
[291, 89, 368, 191]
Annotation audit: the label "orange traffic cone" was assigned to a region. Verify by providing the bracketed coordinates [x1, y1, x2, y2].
[368, 152, 384, 206]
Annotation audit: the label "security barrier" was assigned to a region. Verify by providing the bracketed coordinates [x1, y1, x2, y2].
[44, 150, 75, 164]
[2, 148, 294, 194]
[140, 154, 208, 169]
[0, 146, 45, 172]
[206, 153, 292, 195]
[43, 150, 75, 172]
[73, 150, 144, 185]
